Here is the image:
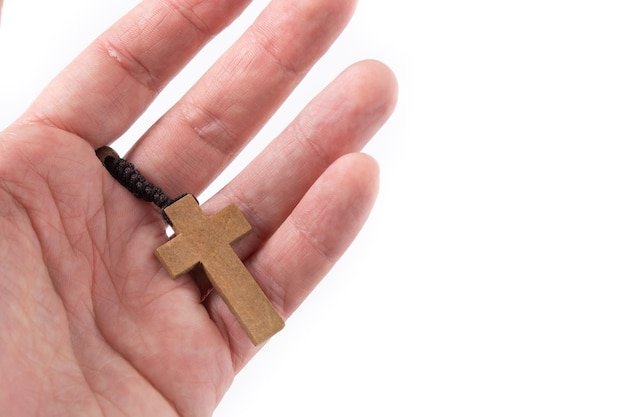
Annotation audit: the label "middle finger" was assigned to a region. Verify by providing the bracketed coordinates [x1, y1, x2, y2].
[127, 0, 357, 196]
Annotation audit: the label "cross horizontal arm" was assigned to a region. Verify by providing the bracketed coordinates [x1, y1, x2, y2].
[155, 237, 200, 277]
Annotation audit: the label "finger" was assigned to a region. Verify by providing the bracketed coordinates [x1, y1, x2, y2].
[17, 0, 252, 145]
[206, 60, 397, 257]
[208, 153, 380, 365]
[126, 0, 358, 196]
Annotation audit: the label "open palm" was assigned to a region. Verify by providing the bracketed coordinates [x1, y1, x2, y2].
[0, 0, 396, 415]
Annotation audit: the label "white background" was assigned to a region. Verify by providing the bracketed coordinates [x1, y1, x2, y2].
[2, 1, 626, 416]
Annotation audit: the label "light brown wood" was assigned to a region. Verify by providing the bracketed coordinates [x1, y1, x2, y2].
[155, 194, 284, 345]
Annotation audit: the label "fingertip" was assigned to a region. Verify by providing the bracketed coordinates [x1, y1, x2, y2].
[324, 60, 398, 146]
[344, 151, 380, 193]
[344, 59, 399, 115]
[325, 152, 381, 219]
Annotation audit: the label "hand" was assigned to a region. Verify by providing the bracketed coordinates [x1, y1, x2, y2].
[0, 0, 397, 415]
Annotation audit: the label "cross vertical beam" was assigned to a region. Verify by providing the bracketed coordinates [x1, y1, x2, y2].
[155, 194, 284, 345]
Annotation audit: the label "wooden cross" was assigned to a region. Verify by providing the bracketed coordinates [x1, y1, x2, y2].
[155, 194, 284, 345]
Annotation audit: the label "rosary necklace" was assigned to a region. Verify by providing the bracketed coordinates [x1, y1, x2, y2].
[96, 146, 284, 345]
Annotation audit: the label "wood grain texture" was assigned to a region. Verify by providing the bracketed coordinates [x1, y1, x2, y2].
[156, 194, 284, 345]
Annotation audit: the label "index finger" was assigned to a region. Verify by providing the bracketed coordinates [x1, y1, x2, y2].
[16, 0, 251, 146]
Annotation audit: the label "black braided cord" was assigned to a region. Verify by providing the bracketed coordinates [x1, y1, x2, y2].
[96, 146, 184, 225]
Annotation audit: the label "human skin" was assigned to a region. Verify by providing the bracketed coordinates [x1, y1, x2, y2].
[0, 0, 397, 416]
